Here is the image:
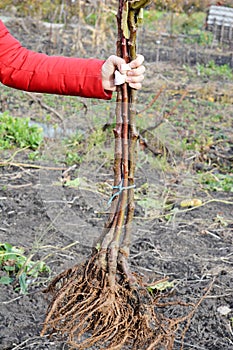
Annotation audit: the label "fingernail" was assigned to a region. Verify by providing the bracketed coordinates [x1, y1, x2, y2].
[127, 70, 134, 76]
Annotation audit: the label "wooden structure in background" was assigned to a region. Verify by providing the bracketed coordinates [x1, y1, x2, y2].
[207, 5, 233, 44]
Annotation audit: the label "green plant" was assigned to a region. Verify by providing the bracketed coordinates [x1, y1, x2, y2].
[147, 279, 175, 294]
[143, 9, 165, 30]
[85, 12, 97, 25]
[0, 242, 50, 294]
[197, 31, 213, 45]
[152, 0, 210, 13]
[199, 172, 233, 192]
[185, 30, 214, 45]
[0, 112, 43, 150]
[28, 150, 41, 161]
[63, 126, 112, 166]
[65, 151, 83, 166]
[86, 128, 108, 151]
[62, 131, 84, 165]
[196, 61, 233, 80]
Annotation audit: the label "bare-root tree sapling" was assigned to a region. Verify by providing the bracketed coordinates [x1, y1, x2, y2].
[41, 1, 198, 349]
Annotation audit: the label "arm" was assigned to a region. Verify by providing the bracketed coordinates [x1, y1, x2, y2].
[0, 20, 112, 99]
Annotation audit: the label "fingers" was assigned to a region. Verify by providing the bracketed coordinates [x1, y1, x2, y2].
[119, 54, 145, 74]
[126, 70, 144, 84]
[122, 54, 145, 89]
[128, 82, 142, 90]
[127, 64, 145, 78]
[125, 60, 145, 89]
[102, 54, 145, 92]
[108, 53, 145, 79]
[129, 54, 144, 69]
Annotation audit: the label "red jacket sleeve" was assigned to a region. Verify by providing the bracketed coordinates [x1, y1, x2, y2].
[0, 20, 112, 100]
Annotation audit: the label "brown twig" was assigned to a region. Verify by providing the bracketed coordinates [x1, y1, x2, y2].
[137, 89, 189, 157]
[25, 92, 64, 122]
[138, 86, 165, 115]
[165, 89, 188, 118]
[0, 161, 65, 171]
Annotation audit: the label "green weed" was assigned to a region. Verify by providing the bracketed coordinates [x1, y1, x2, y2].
[0, 242, 50, 294]
[196, 61, 233, 80]
[181, 12, 206, 34]
[28, 150, 41, 161]
[197, 31, 213, 45]
[144, 9, 206, 35]
[199, 172, 233, 192]
[143, 9, 166, 31]
[185, 31, 214, 45]
[147, 279, 175, 294]
[65, 152, 83, 166]
[0, 112, 43, 150]
[63, 126, 112, 166]
[64, 130, 85, 165]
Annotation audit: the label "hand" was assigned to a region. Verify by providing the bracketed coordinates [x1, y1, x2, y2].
[101, 54, 145, 92]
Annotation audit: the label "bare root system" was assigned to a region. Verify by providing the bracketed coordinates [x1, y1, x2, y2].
[41, 254, 200, 350]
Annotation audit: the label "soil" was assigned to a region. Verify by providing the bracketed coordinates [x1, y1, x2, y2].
[0, 14, 233, 350]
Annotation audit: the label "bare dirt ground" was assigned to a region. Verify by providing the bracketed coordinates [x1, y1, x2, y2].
[0, 14, 233, 350]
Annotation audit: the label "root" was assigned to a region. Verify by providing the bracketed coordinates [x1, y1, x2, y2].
[41, 255, 198, 350]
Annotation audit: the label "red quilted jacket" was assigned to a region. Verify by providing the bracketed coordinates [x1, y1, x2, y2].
[0, 20, 112, 99]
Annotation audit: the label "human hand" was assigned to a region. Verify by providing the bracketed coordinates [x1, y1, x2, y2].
[101, 54, 145, 92]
